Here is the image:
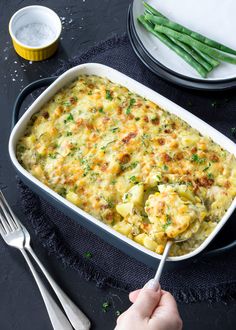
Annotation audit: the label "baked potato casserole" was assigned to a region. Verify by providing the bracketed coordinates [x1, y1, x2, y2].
[16, 75, 236, 256]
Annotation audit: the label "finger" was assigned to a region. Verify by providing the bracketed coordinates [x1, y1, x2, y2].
[150, 291, 182, 329]
[130, 287, 162, 318]
[157, 290, 179, 312]
[129, 280, 160, 303]
[129, 289, 141, 303]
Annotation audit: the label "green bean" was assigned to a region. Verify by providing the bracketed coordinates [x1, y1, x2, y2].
[143, 2, 166, 18]
[146, 13, 236, 56]
[137, 16, 208, 78]
[168, 36, 213, 72]
[144, 11, 217, 71]
[192, 46, 219, 68]
[154, 25, 236, 64]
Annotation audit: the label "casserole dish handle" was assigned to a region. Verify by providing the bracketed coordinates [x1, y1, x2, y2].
[12, 76, 57, 129]
[12, 77, 236, 257]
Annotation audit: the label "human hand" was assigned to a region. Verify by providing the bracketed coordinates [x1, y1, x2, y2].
[115, 280, 182, 330]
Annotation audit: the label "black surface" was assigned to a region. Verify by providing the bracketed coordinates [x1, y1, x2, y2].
[0, 1, 236, 329]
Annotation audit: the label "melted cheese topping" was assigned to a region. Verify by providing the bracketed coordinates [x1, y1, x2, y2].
[17, 75, 236, 256]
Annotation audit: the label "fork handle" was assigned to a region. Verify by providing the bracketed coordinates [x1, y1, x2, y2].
[20, 249, 73, 330]
[26, 246, 91, 330]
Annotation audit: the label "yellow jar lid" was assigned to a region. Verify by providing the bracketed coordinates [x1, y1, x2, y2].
[9, 5, 62, 61]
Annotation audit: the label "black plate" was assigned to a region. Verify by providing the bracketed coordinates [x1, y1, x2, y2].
[127, 4, 236, 91]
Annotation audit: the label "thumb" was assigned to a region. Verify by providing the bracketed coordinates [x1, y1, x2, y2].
[130, 281, 161, 318]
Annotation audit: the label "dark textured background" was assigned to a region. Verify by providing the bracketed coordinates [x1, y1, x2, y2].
[0, 0, 236, 329]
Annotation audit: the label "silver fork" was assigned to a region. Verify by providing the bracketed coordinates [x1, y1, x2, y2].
[0, 190, 90, 330]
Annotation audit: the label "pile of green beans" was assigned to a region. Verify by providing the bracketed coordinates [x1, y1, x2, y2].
[137, 2, 236, 78]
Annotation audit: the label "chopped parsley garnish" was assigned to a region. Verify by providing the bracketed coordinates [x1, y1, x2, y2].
[163, 164, 169, 171]
[84, 251, 92, 259]
[126, 108, 131, 115]
[191, 154, 205, 164]
[88, 91, 92, 95]
[63, 101, 71, 106]
[17, 145, 26, 153]
[126, 98, 136, 115]
[130, 161, 138, 169]
[207, 173, 214, 180]
[111, 127, 119, 133]
[111, 179, 117, 185]
[102, 302, 110, 312]
[49, 153, 57, 159]
[64, 113, 74, 123]
[203, 163, 211, 172]
[163, 215, 172, 231]
[123, 193, 129, 201]
[66, 131, 72, 136]
[231, 127, 236, 136]
[83, 164, 91, 177]
[105, 90, 113, 100]
[129, 176, 138, 184]
[100, 140, 116, 151]
[98, 108, 104, 113]
[135, 117, 140, 121]
[58, 187, 67, 197]
[211, 100, 219, 108]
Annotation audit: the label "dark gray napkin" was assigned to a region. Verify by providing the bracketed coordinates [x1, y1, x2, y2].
[18, 34, 236, 303]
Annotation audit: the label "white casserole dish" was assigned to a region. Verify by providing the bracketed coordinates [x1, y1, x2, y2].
[9, 63, 236, 264]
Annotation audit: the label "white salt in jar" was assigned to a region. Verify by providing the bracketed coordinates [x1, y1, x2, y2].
[9, 6, 62, 61]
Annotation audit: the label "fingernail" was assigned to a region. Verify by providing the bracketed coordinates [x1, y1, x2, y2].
[144, 279, 160, 291]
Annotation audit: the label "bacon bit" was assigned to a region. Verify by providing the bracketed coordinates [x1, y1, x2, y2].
[102, 117, 110, 123]
[100, 204, 110, 210]
[157, 138, 165, 145]
[146, 105, 150, 109]
[161, 153, 172, 162]
[171, 122, 176, 129]
[88, 83, 94, 89]
[195, 176, 214, 188]
[117, 106, 122, 115]
[191, 147, 197, 153]
[224, 181, 231, 189]
[76, 118, 83, 126]
[164, 129, 171, 133]
[122, 132, 137, 143]
[85, 122, 94, 130]
[101, 162, 109, 172]
[136, 102, 142, 108]
[174, 152, 184, 160]
[143, 115, 149, 123]
[69, 97, 77, 104]
[151, 116, 160, 125]
[119, 153, 131, 164]
[128, 114, 135, 120]
[105, 213, 114, 221]
[172, 133, 177, 138]
[42, 111, 49, 119]
[209, 154, 219, 162]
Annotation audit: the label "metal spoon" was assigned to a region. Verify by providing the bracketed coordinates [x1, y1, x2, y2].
[148, 238, 187, 290]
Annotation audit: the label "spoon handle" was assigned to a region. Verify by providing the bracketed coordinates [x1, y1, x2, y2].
[153, 240, 173, 287]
